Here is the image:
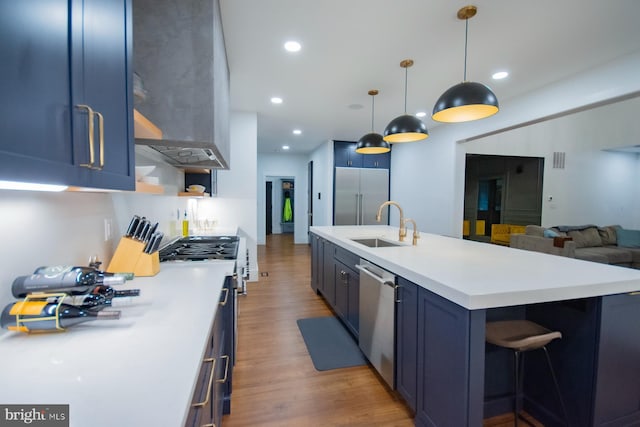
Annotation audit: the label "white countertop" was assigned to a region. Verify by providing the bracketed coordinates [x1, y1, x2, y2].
[0, 260, 236, 427]
[311, 225, 640, 310]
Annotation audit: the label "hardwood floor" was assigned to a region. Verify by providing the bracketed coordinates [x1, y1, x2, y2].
[222, 234, 539, 426]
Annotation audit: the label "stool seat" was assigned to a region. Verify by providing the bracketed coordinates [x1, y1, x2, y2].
[486, 320, 562, 352]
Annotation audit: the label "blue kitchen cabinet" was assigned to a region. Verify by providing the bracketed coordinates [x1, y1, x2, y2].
[220, 275, 235, 416]
[334, 141, 363, 168]
[362, 151, 391, 169]
[321, 239, 337, 306]
[334, 140, 391, 169]
[395, 277, 419, 413]
[185, 279, 235, 427]
[333, 258, 359, 337]
[310, 233, 324, 294]
[415, 287, 486, 427]
[0, 0, 134, 190]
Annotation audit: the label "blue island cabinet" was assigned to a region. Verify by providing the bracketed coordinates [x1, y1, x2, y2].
[396, 277, 486, 426]
[0, 0, 134, 190]
[397, 277, 640, 427]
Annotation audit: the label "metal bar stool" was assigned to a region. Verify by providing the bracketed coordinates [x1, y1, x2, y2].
[485, 320, 569, 426]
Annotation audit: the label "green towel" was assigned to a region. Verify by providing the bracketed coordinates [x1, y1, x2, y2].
[283, 197, 293, 222]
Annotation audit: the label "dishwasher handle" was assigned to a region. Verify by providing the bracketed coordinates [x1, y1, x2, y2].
[355, 263, 396, 289]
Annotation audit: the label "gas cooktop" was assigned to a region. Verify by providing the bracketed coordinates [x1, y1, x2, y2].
[158, 235, 239, 262]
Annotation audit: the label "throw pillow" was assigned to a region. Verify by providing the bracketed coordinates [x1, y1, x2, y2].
[598, 225, 620, 246]
[568, 227, 603, 248]
[543, 229, 559, 238]
[617, 228, 640, 248]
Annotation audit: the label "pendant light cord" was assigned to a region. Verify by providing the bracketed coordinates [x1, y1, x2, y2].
[371, 94, 375, 132]
[463, 17, 468, 82]
[404, 66, 408, 113]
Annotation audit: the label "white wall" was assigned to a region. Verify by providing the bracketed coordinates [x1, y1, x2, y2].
[391, 51, 640, 237]
[308, 141, 334, 227]
[257, 153, 309, 244]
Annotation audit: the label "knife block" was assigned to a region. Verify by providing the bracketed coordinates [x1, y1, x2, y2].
[106, 237, 145, 275]
[134, 252, 160, 277]
[107, 236, 161, 277]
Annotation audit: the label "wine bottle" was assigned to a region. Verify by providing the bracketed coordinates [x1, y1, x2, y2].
[90, 285, 140, 298]
[12, 267, 127, 298]
[33, 265, 133, 281]
[40, 290, 135, 310]
[0, 301, 120, 333]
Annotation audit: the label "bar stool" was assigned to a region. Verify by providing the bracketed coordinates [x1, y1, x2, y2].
[485, 320, 569, 427]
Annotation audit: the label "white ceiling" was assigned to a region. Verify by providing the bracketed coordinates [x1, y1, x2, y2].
[219, 0, 640, 154]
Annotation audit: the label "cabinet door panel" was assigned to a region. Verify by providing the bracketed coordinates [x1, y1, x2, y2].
[396, 277, 418, 413]
[334, 260, 349, 320]
[0, 1, 79, 184]
[74, 0, 134, 190]
[593, 293, 640, 426]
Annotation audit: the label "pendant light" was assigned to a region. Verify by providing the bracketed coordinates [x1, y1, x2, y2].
[383, 59, 428, 143]
[356, 90, 390, 154]
[432, 5, 499, 123]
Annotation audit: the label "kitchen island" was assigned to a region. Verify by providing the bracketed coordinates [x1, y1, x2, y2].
[311, 225, 640, 427]
[0, 261, 236, 427]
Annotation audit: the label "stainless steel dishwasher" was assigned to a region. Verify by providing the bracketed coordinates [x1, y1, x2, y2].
[356, 259, 397, 388]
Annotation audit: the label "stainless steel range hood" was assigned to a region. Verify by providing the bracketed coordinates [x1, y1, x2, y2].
[135, 139, 227, 169]
[133, 0, 230, 170]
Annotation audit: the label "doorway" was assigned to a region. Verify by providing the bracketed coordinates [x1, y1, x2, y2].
[266, 181, 272, 235]
[476, 177, 503, 236]
[464, 154, 543, 243]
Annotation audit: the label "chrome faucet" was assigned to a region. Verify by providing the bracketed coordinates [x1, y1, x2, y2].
[376, 201, 407, 242]
[403, 218, 420, 246]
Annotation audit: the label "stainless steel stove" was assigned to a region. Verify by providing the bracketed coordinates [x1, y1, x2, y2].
[158, 235, 239, 262]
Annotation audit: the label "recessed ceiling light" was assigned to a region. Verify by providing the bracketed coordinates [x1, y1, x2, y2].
[415, 111, 427, 118]
[282, 145, 290, 150]
[270, 97, 283, 104]
[292, 129, 302, 135]
[492, 71, 509, 80]
[284, 41, 301, 52]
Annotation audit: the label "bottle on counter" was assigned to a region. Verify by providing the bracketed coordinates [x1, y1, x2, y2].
[37, 285, 140, 310]
[12, 267, 127, 298]
[33, 265, 133, 281]
[182, 210, 189, 237]
[0, 301, 120, 333]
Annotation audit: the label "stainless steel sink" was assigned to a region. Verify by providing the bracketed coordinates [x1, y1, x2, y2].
[350, 238, 402, 248]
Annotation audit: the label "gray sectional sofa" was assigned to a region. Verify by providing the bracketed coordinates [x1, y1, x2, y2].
[510, 224, 640, 269]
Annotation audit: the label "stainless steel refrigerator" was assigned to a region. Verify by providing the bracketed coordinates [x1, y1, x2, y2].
[334, 167, 389, 225]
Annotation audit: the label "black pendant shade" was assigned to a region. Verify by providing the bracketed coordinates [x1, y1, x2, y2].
[356, 132, 389, 154]
[432, 5, 499, 123]
[383, 114, 428, 143]
[383, 59, 428, 143]
[356, 89, 390, 154]
[432, 81, 498, 123]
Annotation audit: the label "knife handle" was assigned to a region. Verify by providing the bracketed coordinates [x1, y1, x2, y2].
[125, 215, 140, 237]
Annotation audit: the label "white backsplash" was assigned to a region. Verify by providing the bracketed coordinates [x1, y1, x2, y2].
[0, 190, 118, 306]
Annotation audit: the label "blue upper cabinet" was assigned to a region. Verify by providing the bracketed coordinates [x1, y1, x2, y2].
[0, 0, 134, 190]
[334, 140, 390, 169]
[334, 141, 363, 168]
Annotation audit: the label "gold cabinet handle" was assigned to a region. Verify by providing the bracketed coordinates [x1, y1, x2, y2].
[219, 288, 229, 306]
[217, 355, 230, 383]
[95, 111, 104, 170]
[192, 357, 216, 408]
[76, 104, 95, 169]
[202, 424, 216, 427]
